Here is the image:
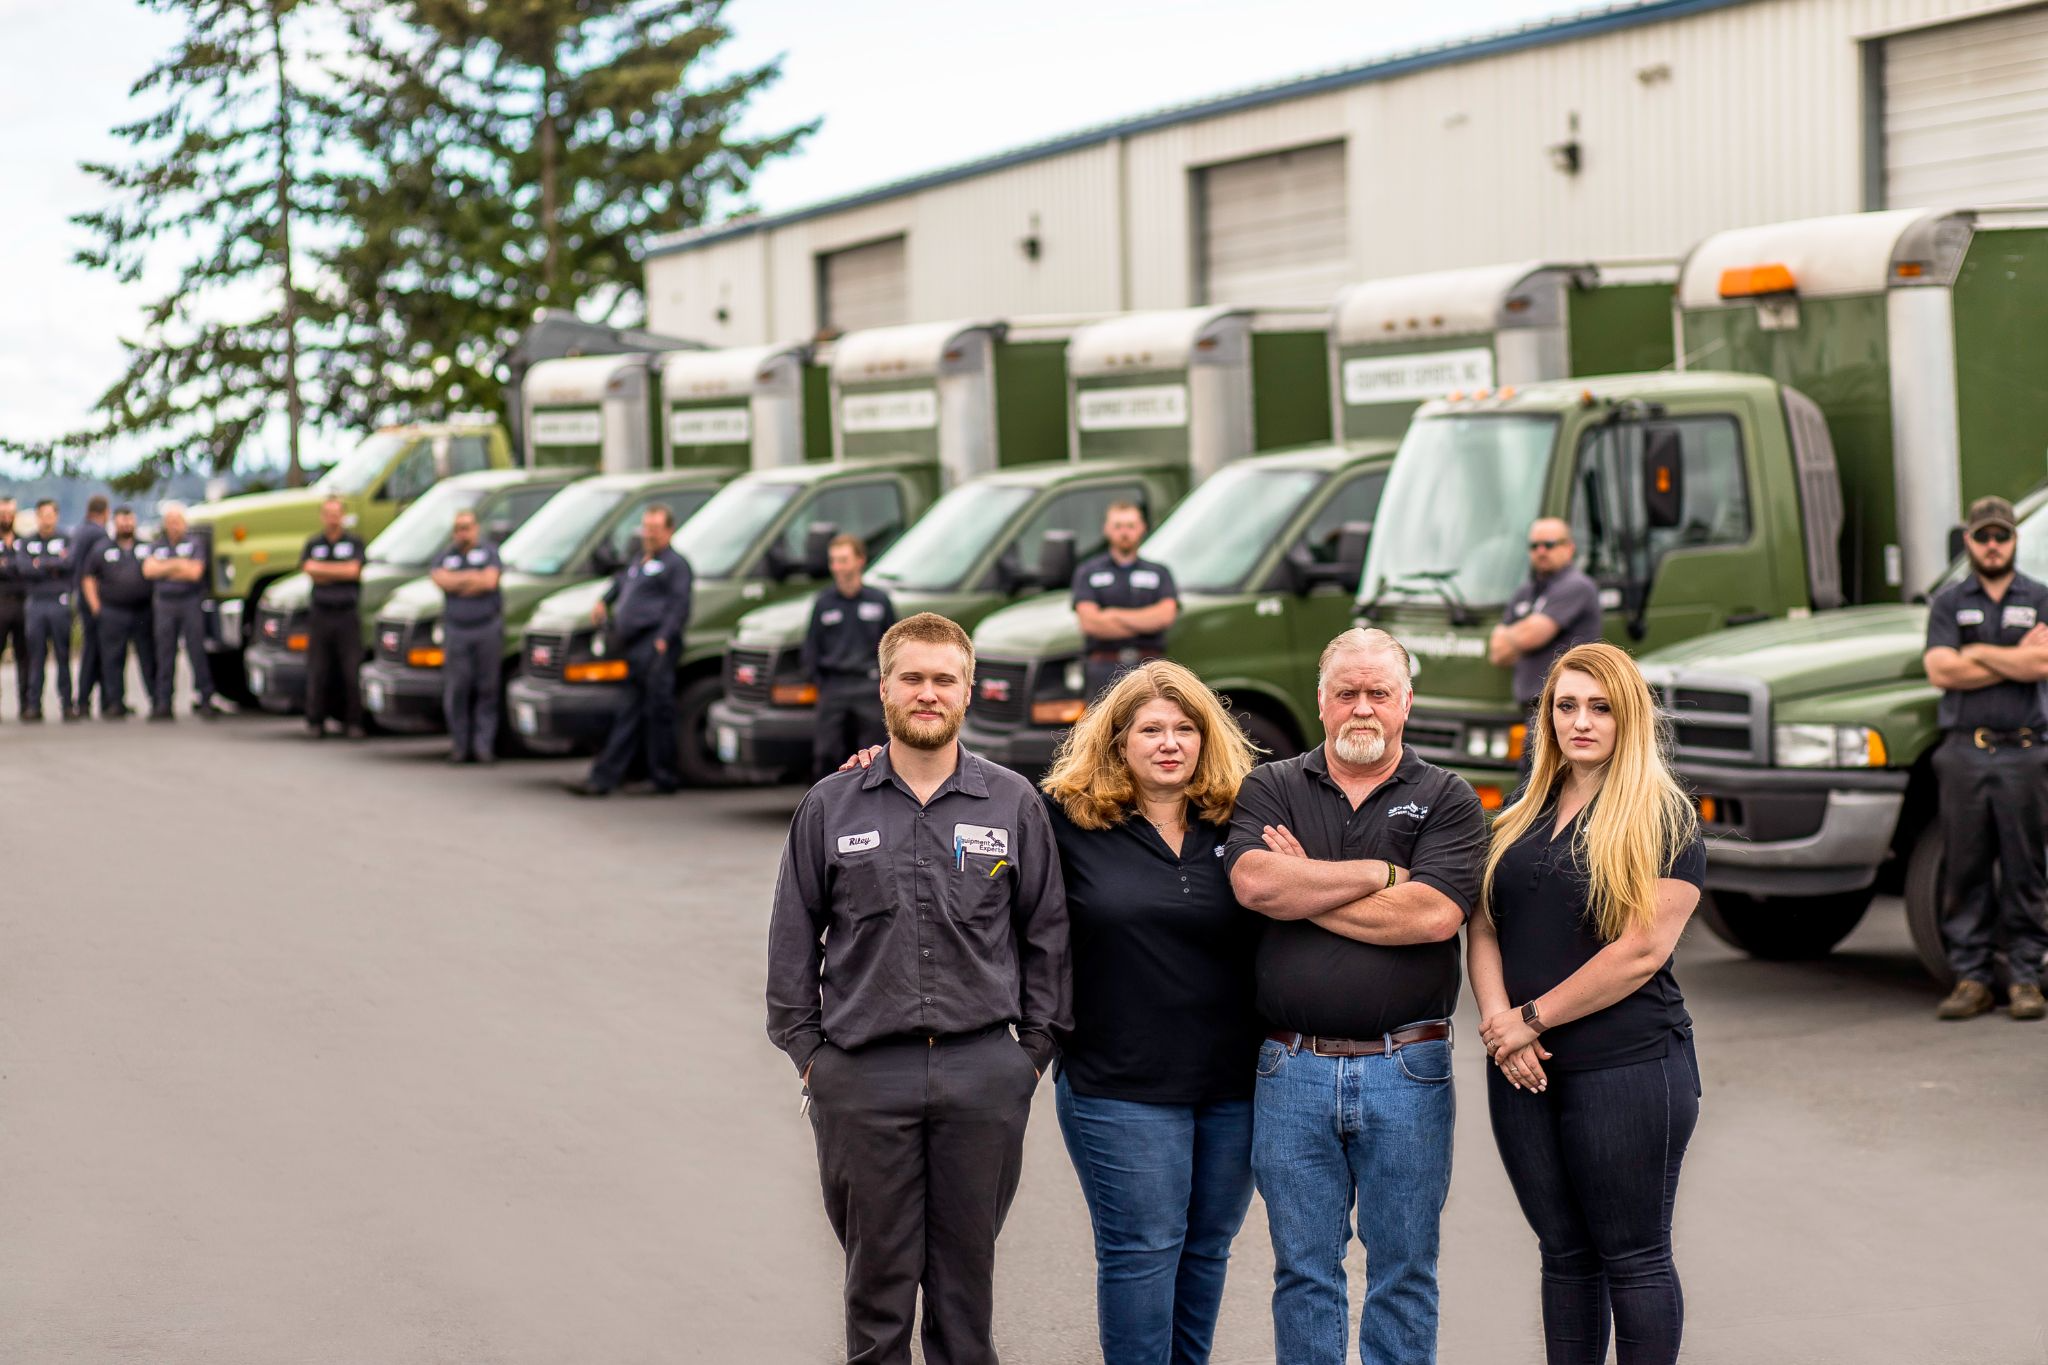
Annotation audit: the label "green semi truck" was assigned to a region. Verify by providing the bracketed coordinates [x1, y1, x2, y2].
[963, 261, 1676, 773]
[1619, 208, 2048, 976]
[505, 317, 1088, 783]
[355, 341, 818, 742]
[706, 306, 1331, 781]
[243, 466, 591, 712]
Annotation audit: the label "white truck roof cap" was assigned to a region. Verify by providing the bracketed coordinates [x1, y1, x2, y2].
[831, 320, 1004, 383]
[1067, 307, 1248, 378]
[1679, 207, 2048, 306]
[1333, 262, 1610, 343]
[657, 343, 809, 400]
[523, 352, 653, 405]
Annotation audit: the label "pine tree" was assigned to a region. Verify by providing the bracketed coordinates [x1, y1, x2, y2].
[57, 0, 348, 485]
[333, 0, 814, 423]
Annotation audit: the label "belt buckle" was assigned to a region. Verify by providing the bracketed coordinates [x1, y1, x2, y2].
[1974, 727, 1992, 751]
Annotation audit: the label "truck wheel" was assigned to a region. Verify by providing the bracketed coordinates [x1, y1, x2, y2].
[208, 649, 258, 709]
[1902, 823, 1954, 986]
[1696, 888, 1873, 960]
[675, 675, 733, 788]
[1235, 710, 1298, 764]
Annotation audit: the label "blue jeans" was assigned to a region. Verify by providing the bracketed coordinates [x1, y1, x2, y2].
[1055, 1073, 1255, 1365]
[1252, 1031, 1456, 1365]
[1487, 1037, 1699, 1365]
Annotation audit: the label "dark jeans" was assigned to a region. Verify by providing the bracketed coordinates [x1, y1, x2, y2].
[24, 596, 72, 714]
[76, 604, 103, 711]
[152, 595, 213, 712]
[813, 676, 885, 779]
[587, 636, 678, 792]
[441, 619, 503, 759]
[98, 603, 156, 715]
[1054, 1073, 1254, 1365]
[806, 1029, 1038, 1365]
[304, 605, 362, 730]
[1487, 1036, 1700, 1365]
[0, 596, 25, 711]
[1933, 732, 2048, 988]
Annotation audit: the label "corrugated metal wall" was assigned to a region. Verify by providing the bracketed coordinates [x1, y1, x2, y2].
[646, 0, 2031, 344]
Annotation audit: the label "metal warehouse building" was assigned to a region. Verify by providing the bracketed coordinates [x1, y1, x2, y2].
[644, 0, 2048, 341]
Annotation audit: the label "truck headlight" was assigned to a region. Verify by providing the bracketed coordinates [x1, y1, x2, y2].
[590, 631, 607, 658]
[1462, 724, 1527, 764]
[430, 621, 445, 647]
[1772, 724, 1888, 768]
[218, 558, 237, 586]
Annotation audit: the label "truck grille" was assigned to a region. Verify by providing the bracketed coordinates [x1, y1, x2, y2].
[1403, 721, 1462, 757]
[374, 619, 413, 664]
[726, 648, 775, 705]
[973, 660, 1031, 728]
[525, 631, 569, 681]
[1644, 671, 1769, 765]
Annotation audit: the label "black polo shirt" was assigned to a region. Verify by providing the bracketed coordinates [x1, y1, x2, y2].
[605, 546, 693, 648]
[802, 584, 895, 682]
[1224, 743, 1486, 1038]
[765, 745, 1072, 1076]
[1492, 800, 1706, 1071]
[1045, 796, 1261, 1105]
[1072, 552, 1178, 653]
[147, 534, 207, 604]
[21, 531, 74, 603]
[301, 531, 367, 611]
[86, 537, 153, 609]
[437, 542, 504, 627]
[1926, 570, 2048, 731]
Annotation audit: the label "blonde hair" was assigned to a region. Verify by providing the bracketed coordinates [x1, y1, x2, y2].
[1482, 642, 1697, 942]
[1040, 660, 1254, 830]
[879, 612, 974, 684]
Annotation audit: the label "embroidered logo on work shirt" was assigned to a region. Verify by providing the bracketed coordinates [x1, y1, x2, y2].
[837, 830, 881, 854]
[1957, 608, 1985, 626]
[1130, 569, 1160, 589]
[820, 609, 844, 626]
[2003, 604, 2038, 630]
[857, 601, 886, 621]
[954, 824, 1010, 857]
[1387, 802, 1430, 821]
[1089, 571, 1115, 587]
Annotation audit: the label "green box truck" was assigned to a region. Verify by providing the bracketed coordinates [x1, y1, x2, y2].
[1616, 208, 2048, 975]
[964, 261, 1675, 773]
[505, 317, 1085, 783]
[706, 305, 1331, 781]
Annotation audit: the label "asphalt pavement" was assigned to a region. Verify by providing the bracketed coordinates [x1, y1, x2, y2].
[1, 673, 2044, 1363]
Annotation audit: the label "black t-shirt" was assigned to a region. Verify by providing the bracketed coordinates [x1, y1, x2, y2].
[437, 542, 504, 627]
[1045, 796, 1261, 1104]
[1224, 744, 1487, 1038]
[86, 537, 153, 609]
[1925, 572, 2048, 731]
[1492, 801, 1706, 1071]
[802, 584, 896, 681]
[1071, 552, 1178, 653]
[301, 532, 367, 611]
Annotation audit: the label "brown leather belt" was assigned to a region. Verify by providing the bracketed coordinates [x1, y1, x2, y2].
[1266, 1021, 1451, 1057]
[1967, 726, 2037, 751]
[1085, 646, 1166, 665]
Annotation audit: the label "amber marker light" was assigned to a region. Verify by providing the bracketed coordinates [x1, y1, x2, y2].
[406, 647, 446, 668]
[1031, 699, 1087, 726]
[564, 660, 628, 683]
[771, 683, 819, 706]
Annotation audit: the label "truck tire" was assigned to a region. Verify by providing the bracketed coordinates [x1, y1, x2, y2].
[1235, 709, 1298, 765]
[675, 674, 733, 788]
[1902, 822, 1954, 986]
[208, 648, 257, 709]
[1696, 887, 1873, 960]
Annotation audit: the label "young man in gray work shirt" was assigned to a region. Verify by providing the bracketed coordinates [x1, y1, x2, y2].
[766, 611, 1071, 1365]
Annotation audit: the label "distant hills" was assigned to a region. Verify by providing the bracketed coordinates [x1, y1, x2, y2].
[0, 464, 320, 523]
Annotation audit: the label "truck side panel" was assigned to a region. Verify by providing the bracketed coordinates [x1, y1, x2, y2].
[1250, 329, 1333, 451]
[1566, 283, 1677, 376]
[993, 339, 1072, 468]
[1953, 228, 2048, 512]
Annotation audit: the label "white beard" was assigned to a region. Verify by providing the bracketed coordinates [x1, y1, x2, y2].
[1333, 727, 1386, 766]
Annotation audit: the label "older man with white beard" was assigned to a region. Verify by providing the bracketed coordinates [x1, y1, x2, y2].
[1224, 627, 1487, 1365]
[766, 611, 1071, 1365]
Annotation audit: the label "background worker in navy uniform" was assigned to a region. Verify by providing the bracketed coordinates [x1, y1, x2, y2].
[1922, 495, 2048, 1022]
[430, 508, 504, 765]
[300, 495, 367, 738]
[142, 501, 219, 721]
[21, 498, 80, 722]
[566, 504, 692, 797]
[0, 497, 27, 719]
[1071, 500, 1178, 700]
[69, 494, 111, 717]
[803, 532, 895, 779]
[82, 505, 155, 720]
[1490, 517, 1604, 789]
[767, 611, 1071, 1365]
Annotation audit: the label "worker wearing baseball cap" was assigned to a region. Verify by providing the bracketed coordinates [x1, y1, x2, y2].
[1922, 495, 2048, 1021]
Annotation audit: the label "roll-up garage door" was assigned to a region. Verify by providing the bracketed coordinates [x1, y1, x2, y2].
[818, 236, 908, 333]
[1883, 6, 2048, 208]
[1196, 141, 1350, 306]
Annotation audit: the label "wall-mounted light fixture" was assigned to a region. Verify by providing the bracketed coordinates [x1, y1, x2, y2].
[1548, 111, 1582, 176]
[1020, 212, 1042, 261]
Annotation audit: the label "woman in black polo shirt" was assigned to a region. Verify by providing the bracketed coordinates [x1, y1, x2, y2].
[1040, 659, 1260, 1365]
[1470, 642, 1706, 1365]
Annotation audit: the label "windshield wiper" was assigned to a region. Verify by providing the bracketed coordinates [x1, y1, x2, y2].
[1392, 570, 1476, 627]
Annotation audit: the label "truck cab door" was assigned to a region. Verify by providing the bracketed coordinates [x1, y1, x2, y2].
[1280, 468, 1390, 696]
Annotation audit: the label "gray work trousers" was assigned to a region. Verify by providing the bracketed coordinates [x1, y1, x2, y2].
[24, 596, 72, 714]
[441, 619, 503, 760]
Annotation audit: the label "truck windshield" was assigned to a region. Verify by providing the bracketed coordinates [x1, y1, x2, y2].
[676, 480, 800, 578]
[1936, 499, 2048, 588]
[313, 432, 410, 496]
[500, 482, 625, 575]
[869, 484, 1036, 591]
[1360, 414, 1559, 609]
[1143, 466, 1325, 594]
[366, 480, 482, 568]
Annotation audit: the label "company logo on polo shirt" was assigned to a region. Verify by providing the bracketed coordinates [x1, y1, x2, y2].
[2004, 604, 2037, 630]
[837, 830, 881, 854]
[1387, 802, 1430, 821]
[1213, 844, 1226, 857]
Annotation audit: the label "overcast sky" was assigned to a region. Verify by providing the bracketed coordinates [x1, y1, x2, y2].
[0, 0, 1582, 465]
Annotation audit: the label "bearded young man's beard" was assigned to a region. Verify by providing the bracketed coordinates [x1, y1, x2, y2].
[1971, 550, 2015, 583]
[885, 697, 965, 750]
[1333, 723, 1387, 766]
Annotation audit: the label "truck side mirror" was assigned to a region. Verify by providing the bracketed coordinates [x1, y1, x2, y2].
[1038, 530, 1077, 593]
[803, 523, 838, 580]
[1331, 522, 1372, 588]
[485, 517, 515, 543]
[1642, 426, 1685, 529]
[590, 539, 623, 576]
[1947, 525, 1966, 564]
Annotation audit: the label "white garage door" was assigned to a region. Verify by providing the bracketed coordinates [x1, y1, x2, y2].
[818, 236, 908, 333]
[1883, 5, 2048, 208]
[1196, 141, 1350, 306]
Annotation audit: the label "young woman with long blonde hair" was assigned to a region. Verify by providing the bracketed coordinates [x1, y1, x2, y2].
[1470, 642, 1706, 1365]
